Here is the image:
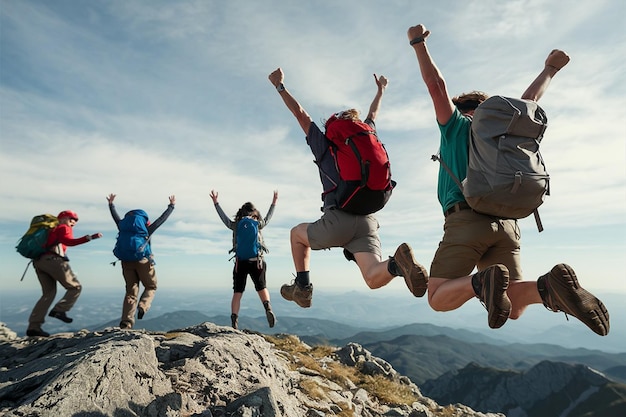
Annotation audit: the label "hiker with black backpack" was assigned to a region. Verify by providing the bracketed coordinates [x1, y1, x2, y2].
[268, 68, 428, 308]
[210, 189, 277, 330]
[26, 210, 102, 337]
[407, 23, 609, 335]
[107, 193, 175, 329]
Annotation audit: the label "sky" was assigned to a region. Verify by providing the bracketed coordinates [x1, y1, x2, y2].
[1, 0, 625, 298]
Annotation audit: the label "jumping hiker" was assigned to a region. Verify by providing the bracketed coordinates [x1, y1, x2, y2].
[108, 194, 175, 329]
[210, 189, 277, 329]
[268, 67, 428, 308]
[407, 23, 609, 334]
[26, 210, 102, 337]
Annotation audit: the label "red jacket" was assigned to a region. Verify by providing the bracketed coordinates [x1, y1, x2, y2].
[45, 224, 89, 254]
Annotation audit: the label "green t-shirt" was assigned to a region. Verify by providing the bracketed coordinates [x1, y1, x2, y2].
[437, 109, 470, 212]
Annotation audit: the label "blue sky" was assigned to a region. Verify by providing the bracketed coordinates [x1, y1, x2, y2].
[1, 0, 625, 297]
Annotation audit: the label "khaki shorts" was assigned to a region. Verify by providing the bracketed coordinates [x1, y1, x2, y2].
[307, 208, 382, 259]
[430, 209, 522, 280]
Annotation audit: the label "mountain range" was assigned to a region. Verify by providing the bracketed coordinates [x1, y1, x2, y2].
[2, 288, 625, 416]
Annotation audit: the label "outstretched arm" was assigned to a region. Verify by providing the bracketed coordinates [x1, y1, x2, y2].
[210, 190, 235, 229]
[107, 193, 121, 224]
[148, 195, 175, 234]
[268, 68, 312, 134]
[262, 190, 278, 226]
[407, 24, 455, 125]
[366, 74, 388, 121]
[521, 49, 570, 101]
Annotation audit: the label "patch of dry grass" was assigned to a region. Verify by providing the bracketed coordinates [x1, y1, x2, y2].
[264, 334, 419, 407]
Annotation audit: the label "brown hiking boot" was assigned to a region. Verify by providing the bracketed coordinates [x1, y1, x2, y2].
[280, 281, 313, 308]
[537, 264, 610, 336]
[474, 264, 511, 329]
[393, 243, 428, 297]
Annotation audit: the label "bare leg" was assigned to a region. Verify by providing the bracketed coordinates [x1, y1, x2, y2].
[257, 288, 271, 304]
[507, 280, 542, 319]
[354, 252, 394, 289]
[290, 223, 311, 272]
[427, 276, 475, 311]
[231, 292, 243, 315]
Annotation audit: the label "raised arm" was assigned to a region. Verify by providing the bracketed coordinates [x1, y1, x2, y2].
[521, 49, 570, 101]
[261, 190, 278, 227]
[107, 193, 121, 225]
[268, 68, 312, 134]
[148, 195, 175, 234]
[366, 74, 388, 121]
[407, 24, 456, 125]
[210, 189, 235, 229]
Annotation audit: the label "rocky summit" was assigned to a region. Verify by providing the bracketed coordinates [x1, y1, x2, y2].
[0, 322, 502, 417]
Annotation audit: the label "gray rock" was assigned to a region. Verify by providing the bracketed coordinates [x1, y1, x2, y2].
[0, 322, 503, 417]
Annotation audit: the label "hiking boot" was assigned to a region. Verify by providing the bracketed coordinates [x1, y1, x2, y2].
[137, 307, 145, 320]
[266, 309, 276, 328]
[26, 328, 50, 337]
[537, 264, 610, 336]
[474, 264, 511, 329]
[281, 281, 313, 308]
[119, 320, 132, 329]
[231, 313, 238, 330]
[393, 243, 428, 297]
[49, 310, 73, 323]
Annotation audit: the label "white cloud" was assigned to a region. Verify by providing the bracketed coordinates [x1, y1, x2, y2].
[1, 0, 625, 294]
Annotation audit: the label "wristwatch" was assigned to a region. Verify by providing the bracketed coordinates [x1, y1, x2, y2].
[276, 83, 285, 92]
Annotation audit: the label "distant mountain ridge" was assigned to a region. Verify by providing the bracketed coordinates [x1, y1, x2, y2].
[423, 361, 626, 417]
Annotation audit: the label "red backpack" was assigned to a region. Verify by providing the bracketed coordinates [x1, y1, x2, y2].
[324, 116, 395, 215]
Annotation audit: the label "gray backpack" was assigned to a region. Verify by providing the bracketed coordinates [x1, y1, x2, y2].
[434, 96, 549, 231]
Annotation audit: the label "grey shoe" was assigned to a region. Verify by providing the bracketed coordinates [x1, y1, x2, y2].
[280, 281, 313, 308]
[474, 264, 511, 329]
[393, 243, 428, 297]
[538, 264, 610, 336]
[231, 313, 238, 330]
[266, 309, 276, 328]
[119, 321, 132, 329]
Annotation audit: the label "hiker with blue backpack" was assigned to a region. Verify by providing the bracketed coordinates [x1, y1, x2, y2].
[268, 68, 428, 308]
[210, 190, 277, 330]
[26, 210, 102, 337]
[407, 23, 609, 335]
[107, 193, 175, 329]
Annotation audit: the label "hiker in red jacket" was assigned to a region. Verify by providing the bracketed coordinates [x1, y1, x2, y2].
[407, 23, 609, 335]
[268, 68, 428, 308]
[27, 210, 102, 337]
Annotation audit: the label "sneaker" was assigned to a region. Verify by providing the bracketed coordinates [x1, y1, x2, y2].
[280, 281, 313, 308]
[537, 264, 610, 336]
[474, 264, 511, 329]
[231, 313, 238, 330]
[119, 321, 132, 329]
[49, 310, 73, 323]
[266, 309, 276, 328]
[26, 328, 50, 337]
[137, 307, 145, 320]
[393, 243, 428, 297]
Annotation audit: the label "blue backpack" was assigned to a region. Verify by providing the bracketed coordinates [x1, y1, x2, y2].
[113, 210, 153, 262]
[234, 217, 263, 260]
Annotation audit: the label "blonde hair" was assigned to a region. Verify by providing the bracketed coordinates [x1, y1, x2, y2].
[323, 108, 360, 127]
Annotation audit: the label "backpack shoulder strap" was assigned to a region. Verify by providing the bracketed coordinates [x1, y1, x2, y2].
[431, 153, 464, 192]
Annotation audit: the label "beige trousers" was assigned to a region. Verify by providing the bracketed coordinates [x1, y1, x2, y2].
[120, 258, 157, 326]
[29, 254, 82, 330]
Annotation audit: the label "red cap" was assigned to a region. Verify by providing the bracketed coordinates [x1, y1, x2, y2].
[57, 210, 79, 221]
